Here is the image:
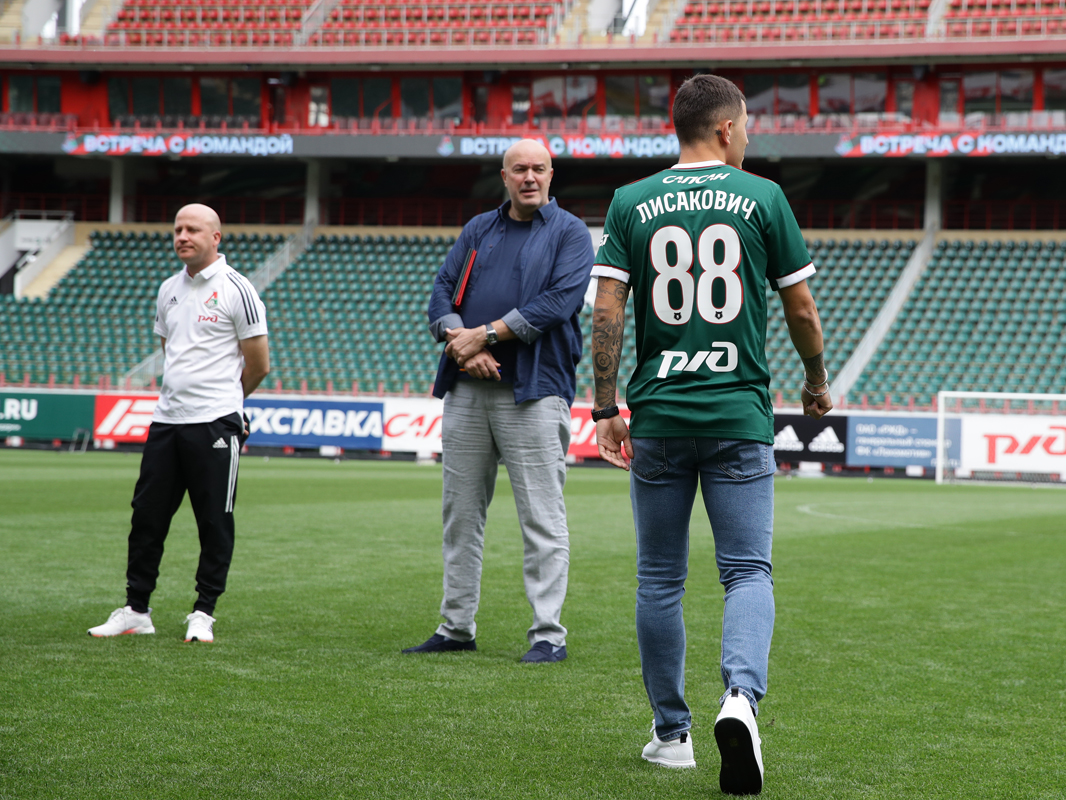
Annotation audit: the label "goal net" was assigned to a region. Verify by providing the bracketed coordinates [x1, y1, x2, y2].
[936, 391, 1066, 485]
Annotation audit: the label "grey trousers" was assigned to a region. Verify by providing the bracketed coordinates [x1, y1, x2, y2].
[436, 380, 571, 647]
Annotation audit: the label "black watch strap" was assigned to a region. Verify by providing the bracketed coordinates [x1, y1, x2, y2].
[592, 405, 620, 421]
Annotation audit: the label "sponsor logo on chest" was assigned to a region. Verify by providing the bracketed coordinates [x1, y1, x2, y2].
[197, 289, 220, 323]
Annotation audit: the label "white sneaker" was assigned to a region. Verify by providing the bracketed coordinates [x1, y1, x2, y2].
[641, 722, 696, 769]
[88, 606, 155, 637]
[184, 611, 216, 643]
[714, 688, 764, 795]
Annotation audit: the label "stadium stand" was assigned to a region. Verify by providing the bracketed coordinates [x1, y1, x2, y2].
[310, 0, 565, 46]
[943, 0, 1066, 37]
[102, 0, 313, 47]
[261, 232, 451, 394]
[766, 236, 915, 397]
[84, 0, 569, 47]
[5, 227, 1065, 413]
[850, 237, 1066, 407]
[668, 0, 931, 43]
[0, 231, 280, 387]
[0, 229, 941, 404]
[264, 232, 918, 402]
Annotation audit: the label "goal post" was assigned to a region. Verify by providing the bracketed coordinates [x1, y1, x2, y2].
[936, 391, 1066, 485]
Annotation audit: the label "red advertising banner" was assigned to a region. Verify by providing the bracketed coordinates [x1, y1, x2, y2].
[568, 405, 632, 459]
[93, 394, 159, 443]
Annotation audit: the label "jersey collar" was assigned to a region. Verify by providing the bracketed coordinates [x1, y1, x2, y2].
[670, 159, 726, 170]
[183, 254, 227, 282]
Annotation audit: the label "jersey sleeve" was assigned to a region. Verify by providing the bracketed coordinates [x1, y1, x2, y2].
[226, 274, 269, 339]
[764, 184, 816, 291]
[153, 282, 169, 339]
[590, 191, 632, 285]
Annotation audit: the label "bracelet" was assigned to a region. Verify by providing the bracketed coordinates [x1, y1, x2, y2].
[592, 405, 620, 421]
[804, 374, 829, 388]
[802, 381, 830, 397]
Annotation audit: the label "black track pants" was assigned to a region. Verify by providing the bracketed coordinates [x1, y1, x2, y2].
[125, 412, 244, 615]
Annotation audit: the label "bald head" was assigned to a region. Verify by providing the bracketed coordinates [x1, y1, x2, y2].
[502, 139, 552, 171]
[175, 203, 221, 233]
[501, 139, 554, 222]
[173, 203, 222, 275]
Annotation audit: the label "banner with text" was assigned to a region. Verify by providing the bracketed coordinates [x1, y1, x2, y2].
[245, 398, 384, 450]
[836, 131, 1066, 158]
[62, 132, 294, 158]
[442, 134, 680, 160]
[382, 397, 442, 454]
[847, 415, 960, 469]
[0, 391, 95, 440]
[959, 414, 1066, 474]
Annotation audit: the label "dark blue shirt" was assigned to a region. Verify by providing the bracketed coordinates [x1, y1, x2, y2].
[428, 198, 595, 405]
[455, 215, 531, 384]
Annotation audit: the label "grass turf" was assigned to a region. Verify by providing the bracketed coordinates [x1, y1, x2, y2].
[1, 449, 1064, 799]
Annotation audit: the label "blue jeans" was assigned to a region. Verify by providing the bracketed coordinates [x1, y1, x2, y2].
[630, 437, 775, 742]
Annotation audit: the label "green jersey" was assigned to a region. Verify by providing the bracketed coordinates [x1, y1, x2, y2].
[593, 159, 814, 443]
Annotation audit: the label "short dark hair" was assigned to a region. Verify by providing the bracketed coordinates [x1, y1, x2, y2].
[672, 75, 745, 147]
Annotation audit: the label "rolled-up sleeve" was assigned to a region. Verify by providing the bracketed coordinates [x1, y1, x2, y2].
[508, 221, 594, 343]
[427, 228, 469, 342]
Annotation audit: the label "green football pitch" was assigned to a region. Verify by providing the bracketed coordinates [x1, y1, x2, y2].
[1, 449, 1063, 799]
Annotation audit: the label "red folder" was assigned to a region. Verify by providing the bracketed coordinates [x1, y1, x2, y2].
[451, 248, 476, 309]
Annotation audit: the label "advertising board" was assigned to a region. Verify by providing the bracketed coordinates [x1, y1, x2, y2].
[382, 398, 443, 454]
[959, 414, 1066, 474]
[847, 415, 960, 469]
[244, 398, 385, 450]
[4, 388, 968, 474]
[567, 405, 632, 459]
[0, 391, 95, 440]
[93, 394, 160, 443]
[773, 414, 848, 463]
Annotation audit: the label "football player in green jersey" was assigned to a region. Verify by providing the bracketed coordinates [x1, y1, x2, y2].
[590, 74, 832, 795]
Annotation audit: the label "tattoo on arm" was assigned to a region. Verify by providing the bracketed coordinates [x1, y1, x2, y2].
[802, 351, 828, 382]
[592, 279, 629, 409]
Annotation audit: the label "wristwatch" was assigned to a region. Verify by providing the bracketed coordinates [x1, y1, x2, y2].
[592, 405, 620, 421]
[484, 324, 499, 347]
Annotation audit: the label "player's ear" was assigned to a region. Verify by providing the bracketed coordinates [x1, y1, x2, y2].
[719, 118, 733, 146]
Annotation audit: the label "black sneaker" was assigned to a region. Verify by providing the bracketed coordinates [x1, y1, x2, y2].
[401, 633, 476, 653]
[520, 641, 567, 663]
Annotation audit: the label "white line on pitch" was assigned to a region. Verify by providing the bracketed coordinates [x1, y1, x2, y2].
[795, 504, 929, 529]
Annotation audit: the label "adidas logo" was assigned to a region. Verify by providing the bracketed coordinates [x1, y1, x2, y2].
[809, 426, 845, 453]
[774, 425, 804, 452]
[212, 438, 227, 449]
[168, 296, 178, 305]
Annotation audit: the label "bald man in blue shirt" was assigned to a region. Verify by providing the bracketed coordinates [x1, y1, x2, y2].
[405, 140, 594, 663]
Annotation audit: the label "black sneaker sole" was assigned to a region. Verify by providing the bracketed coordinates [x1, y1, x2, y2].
[714, 716, 763, 796]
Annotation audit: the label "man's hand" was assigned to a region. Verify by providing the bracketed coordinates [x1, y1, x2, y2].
[444, 326, 488, 364]
[802, 385, 833, 419]
[596, 416, 633, 471]
[463, 349, 502, 381]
